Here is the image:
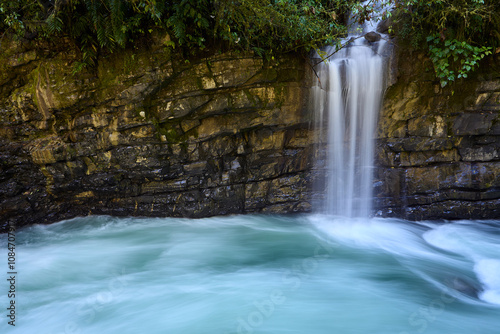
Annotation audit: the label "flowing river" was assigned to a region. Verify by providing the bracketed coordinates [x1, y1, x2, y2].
[1, 215, 499, 333]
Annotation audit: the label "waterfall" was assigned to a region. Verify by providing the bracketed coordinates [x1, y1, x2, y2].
[312, 1, 390, 217]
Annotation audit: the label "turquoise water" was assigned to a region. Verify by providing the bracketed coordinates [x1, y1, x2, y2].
[1, 215, 499, 333]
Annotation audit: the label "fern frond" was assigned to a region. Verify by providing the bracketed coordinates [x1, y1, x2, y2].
[109, 0, 125, 46]
[46, 13, 63, 34]
[69, 15, 89, 38]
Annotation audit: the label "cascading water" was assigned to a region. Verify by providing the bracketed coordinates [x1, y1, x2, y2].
[312, 1, 390, 217]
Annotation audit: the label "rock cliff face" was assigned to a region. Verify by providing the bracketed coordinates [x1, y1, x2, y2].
[1, 36, 499, 231]
[375, 49, 500, 220]
[0, 38, 315, 231]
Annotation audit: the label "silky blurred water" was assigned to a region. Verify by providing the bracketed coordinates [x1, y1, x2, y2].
[1, 215, 499, 334]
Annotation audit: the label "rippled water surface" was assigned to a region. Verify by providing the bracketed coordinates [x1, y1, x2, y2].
[1, 215, 499, 333]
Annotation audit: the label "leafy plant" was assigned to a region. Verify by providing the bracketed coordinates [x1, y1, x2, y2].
[427, 35, 492, 87]
[0, 0, 357, 71]
[390, 0, 499, 85]
[213, 0, 352, 56]
[3, 0, 494, 84]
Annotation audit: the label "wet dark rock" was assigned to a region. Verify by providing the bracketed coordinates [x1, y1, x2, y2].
[375, 47, 500, 221]
[453, 112, 496, 135]
[376, 17, 393, 34]
[364, 31, 382, 43]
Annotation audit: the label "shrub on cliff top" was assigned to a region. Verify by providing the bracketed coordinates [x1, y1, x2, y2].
[0, 0, 355, 71]
[390, 0, 500, 87]
[2, 0, 497, 84]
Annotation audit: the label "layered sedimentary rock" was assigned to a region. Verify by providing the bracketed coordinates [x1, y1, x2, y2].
[1, 35, 499, 231]
[375, 50, 500, 219]
[0, 38, 315, 231]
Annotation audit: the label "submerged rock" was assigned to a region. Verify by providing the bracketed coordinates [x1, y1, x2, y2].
[446, 277, 482, 299]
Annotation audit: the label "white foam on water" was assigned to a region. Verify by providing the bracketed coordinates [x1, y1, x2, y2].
[422, 223, 500, 305]
[309, 215, 430, 256]
[474, 259, 500, 305]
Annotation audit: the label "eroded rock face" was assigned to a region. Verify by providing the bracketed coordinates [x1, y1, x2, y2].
[0, 37, 316, 232]
[1, 35, 499, 230]
[374, 48, 500, 220]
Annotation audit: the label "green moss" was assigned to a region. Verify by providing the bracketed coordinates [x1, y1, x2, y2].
[67, 144, 77, 154]
[242, 89, 258, 108]
[273, 82, 287, 109]
[154, 121, 189, 144]
[260, 67, 278, 82]
[195, 76, 204, 91]
[28, 65, 40, 110]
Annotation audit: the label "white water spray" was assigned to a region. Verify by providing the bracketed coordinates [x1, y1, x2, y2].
[312, 1, 390, 217]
